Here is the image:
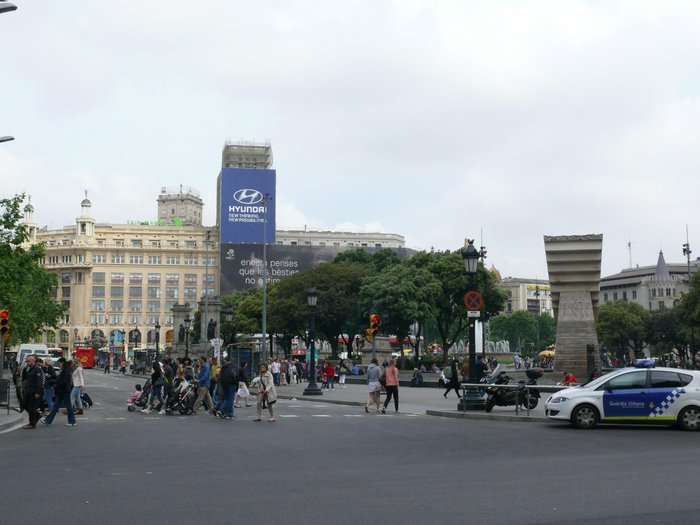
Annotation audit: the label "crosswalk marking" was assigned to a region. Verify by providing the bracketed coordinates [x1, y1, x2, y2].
[278, 414, 298, 418]
[311, 414, 331, 417]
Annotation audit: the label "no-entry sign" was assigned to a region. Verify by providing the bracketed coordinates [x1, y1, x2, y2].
[464, 291, 483, 311]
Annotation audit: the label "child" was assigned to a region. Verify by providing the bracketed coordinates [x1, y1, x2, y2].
[127, 384, 142, 411]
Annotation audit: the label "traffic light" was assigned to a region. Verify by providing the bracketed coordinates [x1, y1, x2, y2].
[370, 314, 380, 336]
[0, 310, 9, 345]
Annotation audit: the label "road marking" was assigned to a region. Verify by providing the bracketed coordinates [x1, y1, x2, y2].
[105, 417, 125, 420]
[344, 414, 363, 417]
[278, 414, 298, 418]
[288, 405, 304, 408]
[311, 405, 328, 408]
[311, 414, 331, 417]
[143, 417, 161, 420]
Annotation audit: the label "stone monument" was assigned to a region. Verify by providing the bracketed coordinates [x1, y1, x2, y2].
[544, 234, 603, 381]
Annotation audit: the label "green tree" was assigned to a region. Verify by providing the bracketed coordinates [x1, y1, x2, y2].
[334, 248, 401, 273]
[489, 311, 536, 354]
[649, 307, 690, 363]
[675, 271, 700, 362]
[358, 261, 441, 366]
[0, 194, 65, 344]
[409, 250, 507, 364]
[597, 301, 650, 362]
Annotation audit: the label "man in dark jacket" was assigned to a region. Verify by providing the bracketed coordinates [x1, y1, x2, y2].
[22, 355, 44, 429]
[216, 359, 237, 419]
[42, 358, 76, 427]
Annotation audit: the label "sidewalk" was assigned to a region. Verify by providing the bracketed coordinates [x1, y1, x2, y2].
[273, 380, 548, 422]
[0, 378, 25, 433]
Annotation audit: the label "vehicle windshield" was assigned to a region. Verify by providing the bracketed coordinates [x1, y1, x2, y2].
[580, 369, 625, 390]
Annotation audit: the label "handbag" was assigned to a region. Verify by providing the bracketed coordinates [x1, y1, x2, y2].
[379, 372, 387, 387]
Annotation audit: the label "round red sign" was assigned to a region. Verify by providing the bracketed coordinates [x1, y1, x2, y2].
[464, 291, 483, 311]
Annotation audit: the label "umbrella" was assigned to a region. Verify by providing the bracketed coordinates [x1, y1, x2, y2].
[538, 350, 555, 358]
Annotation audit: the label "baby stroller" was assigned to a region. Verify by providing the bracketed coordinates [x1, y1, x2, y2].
[134, 379, 152, 409]
[81, 391, 94, 409]
[165, 379, 197, 415]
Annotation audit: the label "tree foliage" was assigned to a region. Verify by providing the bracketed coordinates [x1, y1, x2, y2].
[0, 194, 65, 345]
[597, 301, 650, 361]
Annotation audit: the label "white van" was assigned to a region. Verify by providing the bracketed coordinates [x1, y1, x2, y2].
[16, 343, 50, 364]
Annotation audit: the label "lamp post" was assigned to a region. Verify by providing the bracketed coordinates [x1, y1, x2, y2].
[224, 307, 233, 361]
[683, 229, 695, 364]
[154, 321, 161, 363]
[184, 314, 192, 358]
[460, 239, 486, 411]
[303, 287, 322, 396]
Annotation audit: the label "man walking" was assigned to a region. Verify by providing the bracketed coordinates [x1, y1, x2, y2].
[22, 355, 44, 429]
[42, 358, 77, 427]
[192, 356, 214, 414]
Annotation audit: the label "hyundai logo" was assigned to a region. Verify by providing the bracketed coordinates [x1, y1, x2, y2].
[233, 189, 264, 205]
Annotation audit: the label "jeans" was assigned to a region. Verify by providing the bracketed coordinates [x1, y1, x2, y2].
[44, 392, 76, 425]
[327, 376, 334, 389]
[272, 372, 280, 386]
[43, 386, 55, 411]
[383, 385, 399, 411]
[70, 386, 83, 410]
[148, 384, 164, 410]
[220, 385, 235, 417]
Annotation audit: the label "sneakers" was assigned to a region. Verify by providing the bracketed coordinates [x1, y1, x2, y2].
[142, 408, 151, 414]
[158, 410, 166, 415]
[65, 423, 76, 427]
[40, 418, 50, 425]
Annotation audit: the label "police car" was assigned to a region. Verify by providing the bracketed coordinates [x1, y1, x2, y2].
[545, 360, 700, 430]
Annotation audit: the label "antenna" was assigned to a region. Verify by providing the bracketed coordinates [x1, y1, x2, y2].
[627, 238, 633, 269]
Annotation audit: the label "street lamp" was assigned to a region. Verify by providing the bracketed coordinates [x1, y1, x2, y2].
[223, 307, 233, 361]
[683, 230, 695, 364]
[154, 320, 161, 363]
[184, 314, 192, 358]
[460, 239, 486, 410]
[303, 287, 322, 396]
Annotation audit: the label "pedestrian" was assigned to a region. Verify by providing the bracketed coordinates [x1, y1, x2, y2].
[473, 355, 488, 382]
[235, 360, 252, 408]
[209, 357, 220, 406]
[143, 361, 165, 414]
[324, 361, 336, 390]
[192, 356, 215, 414]
[254, 362, 276, 422]
[382, 359, 399, 414]
[270, 358, 281, 387]
[338, 359, 349, 388]
[120, 359, 126, 375]
[42, 358, 57, 413]
[42, 359, 77, 427]
[290, 359, 298, 385]
[104, 357, 110, 374]
[71, 358, 86, 415]
[443, 361, 462, 399]
[295, 360, 304, 383]
[216, 358, 237, 419]
[22, 354, 44, 429]
[364, 357, 382, 413]
[162, 357, 174, 406]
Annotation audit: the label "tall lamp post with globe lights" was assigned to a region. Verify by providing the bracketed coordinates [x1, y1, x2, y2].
[460, 239, 487, 410]
[303, 287, 322, 396]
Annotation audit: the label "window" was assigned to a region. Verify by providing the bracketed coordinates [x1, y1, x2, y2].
[147, 301, 160, 313]
[632, 290, 637, 300]
[109, 314, 123, 324]
[111, 272, 124, 283]
[93, 272, 105, 283]
[61, 272, 71, 284]
[184, 273, 197, 284]
[110, 300, 123, 312]
[128, 314, 142, 325]
[111, 286, 124, 297]
[91, 299, 105, 311]
[166, 273, 179, 284]
[148, 255, 161, 265]
[605, 371, 647, 390]
[201, 287, 215, 298]
[131, 239, 142, 248]
[666, 288, 671, 297]
[115, 239, 124, 247]
[62, 286, 70, 297]
[613, 292, 618, 301]
[148, 287, 161, 299]
[169, 241, 178, 248]
[90, 314, 105, 324]
[184, 287, 197, 300]
[166, 287, 179, 299]
[186, 240, 197, 249]
[75, 272, 84, 283]
[604, 293, 609, 302]
[129, 255, 143, 264]
[165, 301, 176, 313]
[49, 256, 59, 264]
[202, 274, 215, 284]
[659, 301, 665, 310]
[650, 371, 685, 389]
[111, 255, 125, 264]
[184, 256, 198, 265]
[204, 257, 216, 266]
[129, 300, 142, 312]
[166, 256, 179, 265]
[129, 273, 142, 284]
[146, 315, 159, 325]
[622, 291, 627, 301]
[61, 299, 70, 308]
[76, 254, 85, 263]
[62, 255, 72, 263]
[151, 240, 161, 248]
[148, 273, 161, 284]
[92, 286, 105, 297]
[129, 286, 142, 298]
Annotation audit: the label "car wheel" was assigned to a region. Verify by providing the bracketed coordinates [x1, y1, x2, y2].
[677, 406, 700, 431]
[571, 404, 599, 429]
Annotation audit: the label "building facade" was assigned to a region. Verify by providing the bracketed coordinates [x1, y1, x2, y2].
[498, 277, 553, 317]
[600, 251, 699, 311]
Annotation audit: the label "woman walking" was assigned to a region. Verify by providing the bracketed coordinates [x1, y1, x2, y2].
[70, 359, 86, 415]
[143, 361, 165, 414]
[364, 358, 382, 413]
[382, 359, 399, 413]
[42, 359, 77, 427]
[254, 363, 277, 422]
[235, 360, 252, 407]
[443, 360, 462, 399]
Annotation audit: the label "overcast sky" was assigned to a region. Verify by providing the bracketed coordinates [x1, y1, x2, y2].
[2, 1, 699, 279]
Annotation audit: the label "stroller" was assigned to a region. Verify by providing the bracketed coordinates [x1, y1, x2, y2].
[133, 379, 152, 410]
[165, 378, 197, 415]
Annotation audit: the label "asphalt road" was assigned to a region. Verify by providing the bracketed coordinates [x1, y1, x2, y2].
[2, 369, 699, 525]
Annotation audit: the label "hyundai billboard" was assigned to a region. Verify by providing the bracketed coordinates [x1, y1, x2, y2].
[219, 168, 276, 244]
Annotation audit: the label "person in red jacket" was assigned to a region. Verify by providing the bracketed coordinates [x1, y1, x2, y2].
[323, 362, 336, 390]
[561, 371, 579, 385]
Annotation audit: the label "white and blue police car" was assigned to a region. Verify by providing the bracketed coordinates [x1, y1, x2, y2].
[545, 360, 700, 430]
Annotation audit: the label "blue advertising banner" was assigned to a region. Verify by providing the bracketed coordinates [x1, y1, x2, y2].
[219, 168, 276, 244]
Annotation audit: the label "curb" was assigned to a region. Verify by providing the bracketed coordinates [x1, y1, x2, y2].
[426, 409, 547, 422]
[0, 410, 24, 432]
[278, 395, 363, 407]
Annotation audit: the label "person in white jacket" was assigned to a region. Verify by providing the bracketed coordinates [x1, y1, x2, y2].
[70, 359, 86, 415]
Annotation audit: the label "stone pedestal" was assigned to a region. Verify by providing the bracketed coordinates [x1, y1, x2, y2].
[171, 303, 193, 357]
[553, 291, 600, 381]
